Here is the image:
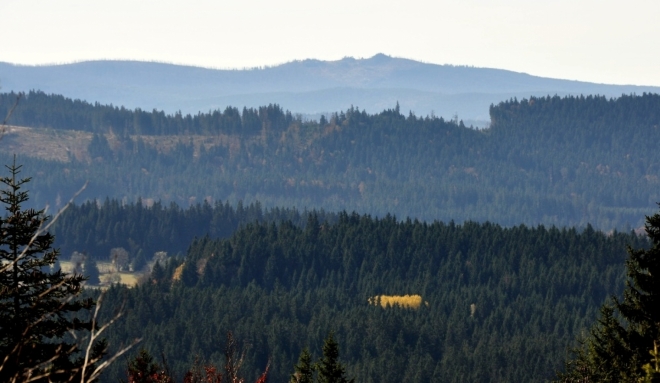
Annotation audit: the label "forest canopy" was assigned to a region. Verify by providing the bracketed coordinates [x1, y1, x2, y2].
[94, 211, 646, 382]
[2, 79, 660, 383]
[2, 91, 659, 230]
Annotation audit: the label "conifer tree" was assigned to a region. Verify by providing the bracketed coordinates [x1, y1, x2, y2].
[557, 208, 660, 382]
[317, 333, 354, 383]
[0, 161, 105, 382]
[290, 348, 315, 383]
[84, 255, 101, 285]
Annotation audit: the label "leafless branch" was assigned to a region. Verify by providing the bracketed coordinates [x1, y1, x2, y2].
[0, 180, 88, 274]
[81, 292, 141, 383]
[1, 290, 141, 383]
[0, 91, 133, 383]
[0, 290, 73, 376]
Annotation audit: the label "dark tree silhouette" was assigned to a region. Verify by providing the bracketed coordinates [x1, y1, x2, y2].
[0, 160, 105, 382]
[557, 207, 660, 381]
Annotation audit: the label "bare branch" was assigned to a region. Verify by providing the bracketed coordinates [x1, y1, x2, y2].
[0, 97, 130, 381]
[41, 180, 89, 234]
[0, 181, 88, 274]
[85, 337, 141, 383]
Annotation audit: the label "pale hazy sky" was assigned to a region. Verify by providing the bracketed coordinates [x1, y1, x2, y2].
[2, 0, 658, 86]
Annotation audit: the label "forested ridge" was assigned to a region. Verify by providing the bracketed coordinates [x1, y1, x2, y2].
[50, 198, 337, 266]
[2, 90, 660, 381]
[92, 212, 646, 382]
[2, 91, 660, 229]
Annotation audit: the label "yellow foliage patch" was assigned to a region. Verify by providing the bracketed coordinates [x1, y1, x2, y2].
[368, 294, 425, 309]
[172, 263, 185, 281]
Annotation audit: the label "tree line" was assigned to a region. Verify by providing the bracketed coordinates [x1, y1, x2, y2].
[0, 91, 294, 136]
[49, 198, 336, 270]
[2, 92, 660, 230]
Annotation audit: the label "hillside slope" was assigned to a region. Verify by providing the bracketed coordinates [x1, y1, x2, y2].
[1, 92, 658, 230]
[97, 214, 647, 382]
[2, 54, 658, 121]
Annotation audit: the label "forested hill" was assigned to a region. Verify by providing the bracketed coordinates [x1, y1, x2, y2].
[97, 213, 647, 382]
[2, 55, 659, 120]
[2, 91, 660, 229]
[49, 198, 337, 266]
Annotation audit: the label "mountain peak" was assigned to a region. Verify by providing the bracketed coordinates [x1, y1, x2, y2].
[1, 56, 658, 121]
[368, 53, 392, 61]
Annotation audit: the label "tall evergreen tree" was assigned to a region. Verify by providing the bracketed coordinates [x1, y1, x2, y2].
[290, 348, 315, 383]
[317, 333, 353, 383]
[0, 161, 105, 382]
[84, 255, 101, 285]
[557, 208, 660, 382]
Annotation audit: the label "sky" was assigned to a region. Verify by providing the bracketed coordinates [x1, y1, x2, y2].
[2, 0, 659, 86]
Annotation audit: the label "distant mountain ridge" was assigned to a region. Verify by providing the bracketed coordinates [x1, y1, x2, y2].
[1, 54, 659, 122]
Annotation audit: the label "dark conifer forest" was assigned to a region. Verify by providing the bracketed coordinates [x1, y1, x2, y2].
[94, 212, 645, 382]
[49, 198, 334, 266]
[2, 91, 660, 229]
[1, 90, 660, 382]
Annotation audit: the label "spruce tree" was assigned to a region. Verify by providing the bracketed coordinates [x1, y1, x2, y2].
[557, 208, 660, 382]
[317, 333, 353, 383]
[0, 161, 105, 382]
[84, 255, 101, 285]
[290, 348, 315, 383]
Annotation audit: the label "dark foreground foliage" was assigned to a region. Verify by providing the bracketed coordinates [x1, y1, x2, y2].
[0, 162, 105, 382]
[557, 207, 660, 382]
[124, 332, 269, 383]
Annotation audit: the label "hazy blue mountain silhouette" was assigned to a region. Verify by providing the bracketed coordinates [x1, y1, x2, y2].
[2, 54, 658, 123]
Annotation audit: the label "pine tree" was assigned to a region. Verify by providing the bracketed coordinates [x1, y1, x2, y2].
[84, 255, 101, 285]
[557, 208, 660, 382]
[290, 348, 315, 383]
[317, 333, 353, 383]
[0, 161, 105, 382]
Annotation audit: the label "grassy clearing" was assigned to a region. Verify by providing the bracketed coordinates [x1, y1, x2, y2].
[59, 260, 140, 287]
[1, 126, 92, 162]
[99, 272, 139, 287]
[1, 125, 231, 163]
